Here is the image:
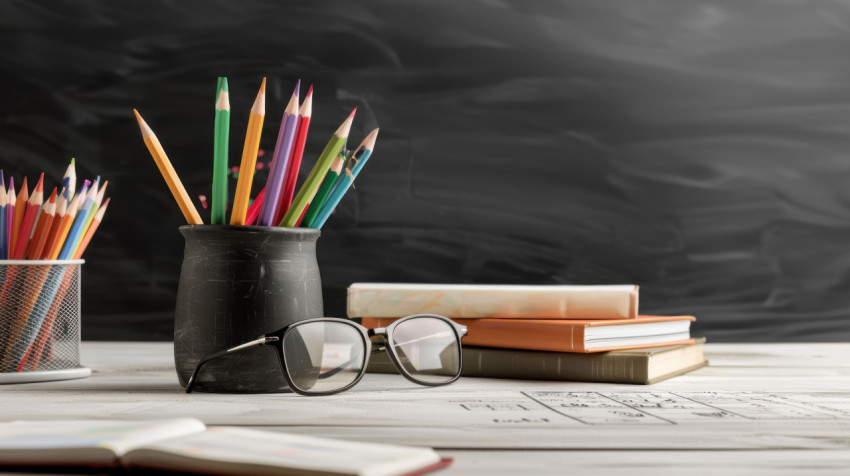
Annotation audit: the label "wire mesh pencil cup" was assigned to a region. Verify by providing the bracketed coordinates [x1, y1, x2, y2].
[0, 260, 85, 378]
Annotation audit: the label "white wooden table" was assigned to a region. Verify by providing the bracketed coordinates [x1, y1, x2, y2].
[2, 342, 850, 475]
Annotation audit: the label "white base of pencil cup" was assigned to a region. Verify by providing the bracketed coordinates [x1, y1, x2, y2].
[0, 260, 91, 383]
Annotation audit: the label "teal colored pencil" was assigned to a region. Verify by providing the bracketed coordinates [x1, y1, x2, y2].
[311, 128, 379, 229]
[279, 109, 355, 227]
[301, 151, 346, 228]
[212, 77, 230, 224]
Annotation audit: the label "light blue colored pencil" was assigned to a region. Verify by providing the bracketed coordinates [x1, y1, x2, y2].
[58, 185, 96, 260]
[311, 128, 378, 229]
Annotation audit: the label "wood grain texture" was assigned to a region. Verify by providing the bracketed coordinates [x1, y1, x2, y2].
[1, 342, 849, 476]
[0, 1, 848, 340]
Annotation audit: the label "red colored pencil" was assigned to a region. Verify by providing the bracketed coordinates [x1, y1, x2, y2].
[27, 187, 57, 259]
[12, 174, 44, 259]
[10, 176, 28, 255]
[245, 188, 265, 226]
[276, 84, 313, 224]
[40, 190, 67, 259]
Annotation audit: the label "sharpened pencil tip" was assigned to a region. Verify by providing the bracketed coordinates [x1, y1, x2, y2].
[294, 79, 301, 98]
[349, 108, 357, 118]
[35, 173, 44, 192]
[221, 77, 229, 93]
[260, 77, 267, 93]
[307, 84, 313, 96]
[133, 109, 143, 123]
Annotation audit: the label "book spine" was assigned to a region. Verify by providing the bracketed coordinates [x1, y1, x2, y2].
[366, 348, 651, 384]
[348, 285, 638, 319]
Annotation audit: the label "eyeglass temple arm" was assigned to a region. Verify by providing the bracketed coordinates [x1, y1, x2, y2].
[184, 335, 280, 393]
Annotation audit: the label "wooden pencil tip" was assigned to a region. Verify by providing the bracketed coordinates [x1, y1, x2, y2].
[35, 173, 44, 192]
[133, 108, 145, 124]
[349, 108, 357, 118]
[48, 187, 57, 202]
[307, 84, 314, 96]
[260, 77, 267, 92]
[294, 79, 301, 98]
[71, 157, 75, 165]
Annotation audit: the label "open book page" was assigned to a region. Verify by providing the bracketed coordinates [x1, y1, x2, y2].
[123, 426, 443, 476]
[0, 419, 206, 466]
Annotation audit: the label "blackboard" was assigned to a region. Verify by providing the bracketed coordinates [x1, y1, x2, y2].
[1, 0, 848, 341]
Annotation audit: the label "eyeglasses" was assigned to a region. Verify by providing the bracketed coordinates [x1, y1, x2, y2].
[185, 314, 468, 396]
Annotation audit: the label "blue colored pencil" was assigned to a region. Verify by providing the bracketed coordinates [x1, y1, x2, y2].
[58, 185, 96, 260]
[311, 129, 379, 229]
[62, 158, 76, 202]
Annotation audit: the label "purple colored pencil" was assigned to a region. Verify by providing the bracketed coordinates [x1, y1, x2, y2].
[0, 170, 6, 260]
[259, 80, 301, 226]
[5, 177, 14, 260]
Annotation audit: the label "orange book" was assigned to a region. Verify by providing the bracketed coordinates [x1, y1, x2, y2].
[361, 315, 695, 353]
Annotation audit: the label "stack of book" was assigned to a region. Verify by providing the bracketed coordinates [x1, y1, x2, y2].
[349, 283, 707, 385]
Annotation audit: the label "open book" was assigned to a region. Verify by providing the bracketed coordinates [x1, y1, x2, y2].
[0, 419, 450, 476]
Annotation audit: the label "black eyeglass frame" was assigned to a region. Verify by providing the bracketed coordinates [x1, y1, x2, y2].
[185, 314, 468, 396]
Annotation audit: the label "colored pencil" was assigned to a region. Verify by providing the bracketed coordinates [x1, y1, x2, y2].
[302, 150, 345, 228]
[259, 80, 300, 226]
[134, 109, 204, 225]
[10, 176, 28, 255]
[280, 108, 355, 227]
[62, 158, 76, 202]
[12, 174, 44, 260]
[5, 177, 13, 260]
[230, 78, 266, 225]
[72, 180, 107, 256]
[277, 84, 313, 224]
[58, 184, 96, 260]
[40, 190, 67, 259]
[26, 188, 57, 259]
[212, 77, 230, 225]
[46, 194, 81, 260]
[245, 187, 265, 226]
[311, 128, 379, 229]
[0, 171, 6, 260]
[73, 197, 110, 260]
[76, 180, 91, 214]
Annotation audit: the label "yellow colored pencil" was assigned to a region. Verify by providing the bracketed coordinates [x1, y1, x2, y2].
[133, 109, 203, 225]
[231, 78, 266, 225]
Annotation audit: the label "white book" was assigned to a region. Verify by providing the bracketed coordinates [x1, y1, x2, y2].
[0, 419, 448, 476]
[348, 282, 639, 319]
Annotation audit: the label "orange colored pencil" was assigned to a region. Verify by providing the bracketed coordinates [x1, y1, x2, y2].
[134, 109, 204, 225]
[10, 176, 28, 255]
[230, 78, 266, 225]
[12, 174, 44, 259]
[46, 194, 81, 261]
[40, 190, 67, 259]
[27, 188, 57, 259]
[73, 197, 110, 259]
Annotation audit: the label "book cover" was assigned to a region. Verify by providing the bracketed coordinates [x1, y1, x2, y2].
[367, 339, 707, 385]
[362, 315, 695, 353]
[348, 283, 639, 319]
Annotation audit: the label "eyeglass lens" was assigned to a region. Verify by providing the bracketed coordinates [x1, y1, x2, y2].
[391, 317, 460, 384]
[282, 321, 366, 394]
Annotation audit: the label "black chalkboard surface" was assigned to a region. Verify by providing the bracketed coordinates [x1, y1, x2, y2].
[1, 0, 849, 341]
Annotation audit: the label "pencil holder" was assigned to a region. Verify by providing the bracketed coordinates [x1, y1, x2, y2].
[0, 260, 90, 383]
[174, 225, 323, 393]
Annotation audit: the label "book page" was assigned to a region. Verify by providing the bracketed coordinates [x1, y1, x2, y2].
[0, 419, 206, 462]
[124, 427, 441, 476]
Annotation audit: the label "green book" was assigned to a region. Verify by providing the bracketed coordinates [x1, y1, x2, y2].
[367, 338, 707, 385]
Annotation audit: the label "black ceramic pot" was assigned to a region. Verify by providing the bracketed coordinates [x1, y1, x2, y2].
[174, 225, 323, 393]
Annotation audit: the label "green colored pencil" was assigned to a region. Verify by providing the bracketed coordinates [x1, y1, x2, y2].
[280, 108, 355, 227]
[302, 150, 346, 228]
[212, 77, 230, 224]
